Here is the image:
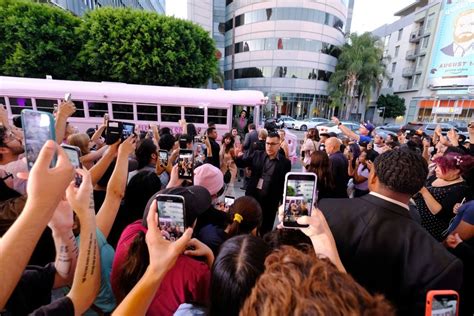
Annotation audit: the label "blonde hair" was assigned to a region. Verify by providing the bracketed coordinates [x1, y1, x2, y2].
[67, 133, 90, 155]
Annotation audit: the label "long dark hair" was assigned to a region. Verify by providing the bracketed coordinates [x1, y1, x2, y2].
[187, 123, 197, 139]
[306, 151, 335, 192]
[210, 235, 270, 316]
[221, 132, 235, 153]
[348, 143, 361, 168]
[226, 196, 262, 237]
[115, 230, 149, 302]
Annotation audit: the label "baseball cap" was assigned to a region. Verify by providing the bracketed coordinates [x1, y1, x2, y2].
[361, 122, 375, 134]
[142, 185, 212, 228]
[320, 132, 338, 138]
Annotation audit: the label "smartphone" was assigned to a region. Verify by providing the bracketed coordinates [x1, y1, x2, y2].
[106, 120, 122, 145]
[301, 150, 305, 159]
[61, 144, 82, 187]
[179, 137, 188, 149]
[194, 136, 201, 144]
[177, 149, 194, 180]
[225, 196, 235, 207]
[282, 172, 317, 228]
[21, 110, 56, 170]
[425, 290, 459, 316]
[156, 194, 186, 241]
[64, 93, 72, 102]
[122, 122, 135, 140]
[159, 149, 169, 166]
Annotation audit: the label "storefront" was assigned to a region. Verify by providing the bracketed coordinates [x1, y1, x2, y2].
[416, 96, 474, 122]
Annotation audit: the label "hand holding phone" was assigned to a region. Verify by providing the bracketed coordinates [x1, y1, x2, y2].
[159, 149, 169, 166]
[61, 144, 82, 187]
[282, 172, 317, 228]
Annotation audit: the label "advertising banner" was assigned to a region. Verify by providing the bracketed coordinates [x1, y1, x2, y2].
[428, 0, 474, 87]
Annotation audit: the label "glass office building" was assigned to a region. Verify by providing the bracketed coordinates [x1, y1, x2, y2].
[50, 0, 165, 16]
[224, 0, 347, 119]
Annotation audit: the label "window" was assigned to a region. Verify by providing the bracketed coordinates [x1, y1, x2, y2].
[35, 99, 57, 113]
[184, 107, 204, 124]
[414, 74, 421, 85]
[208, 108, 227, 125]
[388, 78, 393, 88]
[391, 62, 397, 73]
[426, 13, 435, 30]
[9, 97, 33, 115]
[397, 28, 403, 41]
[71, 101, 85, 118]
[161, 105, 181, 122]
[137, 104, 157, 121]
[394, 46, 400, 58]
[422, 36, 430, 48]
[112, 103, 134, 120]
[417, 56, 425, 69]
[87, 102, 108, 118]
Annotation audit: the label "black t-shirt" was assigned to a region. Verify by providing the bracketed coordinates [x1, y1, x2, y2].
[204, 139, 220, 168]
[5, 263, 56, 315]
[30, 296, 74, 316]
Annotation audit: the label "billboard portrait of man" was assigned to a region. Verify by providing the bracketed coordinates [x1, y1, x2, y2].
[441, 9, 474, 57]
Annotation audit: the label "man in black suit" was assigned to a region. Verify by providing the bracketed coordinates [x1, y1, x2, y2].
[241, 123, 259, 190]
[235, 132, 291, 234]
[325, 137, 349, 198]
[204, 127, 220, 169]
[319, 149, 463, 315]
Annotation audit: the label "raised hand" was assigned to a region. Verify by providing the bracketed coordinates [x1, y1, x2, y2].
[66, 168, 93, 215]
[119, 135, 137, 157]
[57, 100, 76, 119]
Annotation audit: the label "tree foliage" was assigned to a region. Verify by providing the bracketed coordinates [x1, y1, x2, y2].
[329, 32, 386, 119]
[76, 7, 218, 87]
[376, 94, 406, 119]
[0, 0, 81, 79]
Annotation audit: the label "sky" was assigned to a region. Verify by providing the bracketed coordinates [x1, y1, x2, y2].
[350, 0, 414, 34]
[166, 0, 415, 34]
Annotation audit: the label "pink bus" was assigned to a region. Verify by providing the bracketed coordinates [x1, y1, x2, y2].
[0, 76, 267, 137]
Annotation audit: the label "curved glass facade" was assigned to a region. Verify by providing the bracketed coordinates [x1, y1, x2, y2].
[262, 93, 330, 119]
[225, 38, 340, 58]
[225, 66, 332, 81]
[225, 7, 344, 33]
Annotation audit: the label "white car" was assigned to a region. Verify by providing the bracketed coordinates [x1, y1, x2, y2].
[293, 117, 329, 131]
[317, 122, 360, 135]
[277, 116, 298, 129]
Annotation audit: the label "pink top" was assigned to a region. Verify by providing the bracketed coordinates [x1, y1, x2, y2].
[111, 220, 211, 316]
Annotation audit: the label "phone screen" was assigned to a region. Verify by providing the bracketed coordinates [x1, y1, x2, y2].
[122, 123, 135, 139]
[159, 150, 169, 166]
[63, 147, 81, 169]
[178, 150, 194, 179]
[430, 294, 458, 315]
[283, 173, 317, 228]
[225, 196, 235, 207]
[157, 195, 185, 241]
[22, 110, 55, 170]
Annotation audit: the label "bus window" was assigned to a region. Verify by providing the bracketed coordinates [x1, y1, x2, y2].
[35, 99, 57, 113]
[71, 101, 85, 118]
[88, 102, 108, 118]
[208, 108, 227, 125]
[137, 103, 158, 121]
[161, 105, 181, 122]
[9, 97, 33, 115]
[184, 107, 204, 124]
[112, 103, 134, 120]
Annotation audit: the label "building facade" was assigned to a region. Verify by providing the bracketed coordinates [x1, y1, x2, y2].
[224, 0, 348, 119]
[50, 0, 165, 16]
[370, 0, 473, 125]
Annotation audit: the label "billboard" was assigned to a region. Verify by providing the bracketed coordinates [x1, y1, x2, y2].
[428, 0, 474, 87]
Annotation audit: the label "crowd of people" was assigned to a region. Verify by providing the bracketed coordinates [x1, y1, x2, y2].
[0, 99, 473, 316]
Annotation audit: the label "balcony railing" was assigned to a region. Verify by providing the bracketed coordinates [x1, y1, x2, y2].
[402, 67, 415, 77]
[405, 49, 417, 60]
[398, 83, 419, 91]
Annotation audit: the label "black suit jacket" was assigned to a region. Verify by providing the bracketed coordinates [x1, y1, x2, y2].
[243, 130, 258, 153]
[235, 151, 291, 210]
[319, 194, 463, 316]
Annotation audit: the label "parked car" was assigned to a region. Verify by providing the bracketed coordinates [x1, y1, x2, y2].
[293, 117, 329, 131]
[317, 122, 360, 135]
[375, 124, 402, 134]
[276, 116, 298, 129]
[401, 122, 460, 136]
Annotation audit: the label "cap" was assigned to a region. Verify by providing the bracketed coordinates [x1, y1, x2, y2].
[194, 163, 224, 196]
[320, 132, 338, 138]
[142, 185, 212, 228]
[361, 122, 375, 134]
[458, 134, 467, 144]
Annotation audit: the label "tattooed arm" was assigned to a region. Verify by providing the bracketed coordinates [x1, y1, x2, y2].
[65, 168, 101, 315]
[48, 200, 78, 288]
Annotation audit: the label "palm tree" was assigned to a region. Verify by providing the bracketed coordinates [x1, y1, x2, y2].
[329, 32, 386, 120]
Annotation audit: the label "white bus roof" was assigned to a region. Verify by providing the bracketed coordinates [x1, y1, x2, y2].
[0, 76, 266, 107]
